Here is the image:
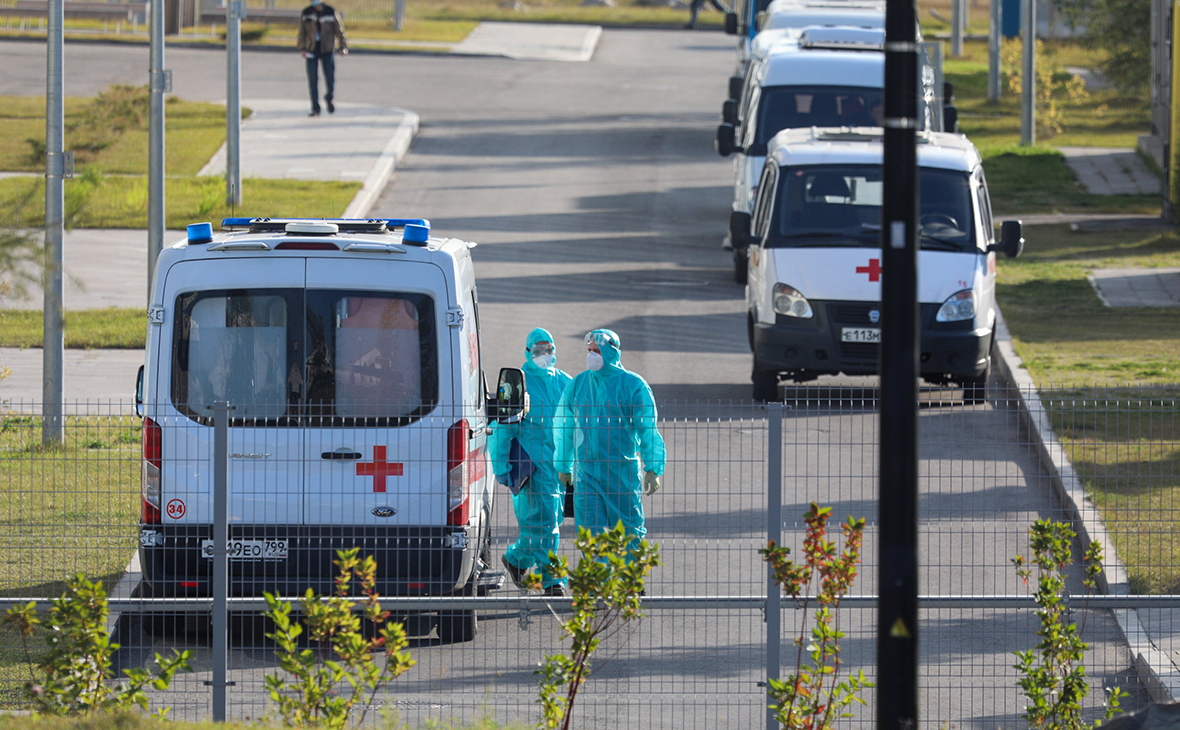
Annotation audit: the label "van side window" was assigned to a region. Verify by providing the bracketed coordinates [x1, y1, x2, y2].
[752, 164, 778, 242]
[975, 169, 995, 249]
[306, 290, 438, 424]
[172, 289, 299, 421]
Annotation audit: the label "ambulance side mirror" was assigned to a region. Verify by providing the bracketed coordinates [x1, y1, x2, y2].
[724, 11, 738, 35]
[997, 220, 1024, 258]
[728, 75, 744, 101]
[490, 368, 528, 424]
[722, 99, 739, 125]
[135, 364, 144, 419]
[716, 124, 740, 157]
[730, 211, 753, 250]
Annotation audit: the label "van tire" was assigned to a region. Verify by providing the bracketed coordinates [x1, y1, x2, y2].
[752, 362, 780, 402]
[961, 337, 994, 406]
[138, 582, 204, 639]
[437, 610, 477, 644]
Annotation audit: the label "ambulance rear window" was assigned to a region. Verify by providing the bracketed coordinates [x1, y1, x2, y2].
[172, 289, 298, 421]
[305, 291, 438, 423]
[171, 289, 438, 426]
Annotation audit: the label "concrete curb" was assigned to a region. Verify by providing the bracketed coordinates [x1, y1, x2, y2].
[993, 308, 1180, 702]
[342, 109, 419, 218]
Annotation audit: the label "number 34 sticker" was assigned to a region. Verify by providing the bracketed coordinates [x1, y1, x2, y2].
[166, 499, 186, 519]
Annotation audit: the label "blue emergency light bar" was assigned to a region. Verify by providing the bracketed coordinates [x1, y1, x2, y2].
[218, 217, 431, 236]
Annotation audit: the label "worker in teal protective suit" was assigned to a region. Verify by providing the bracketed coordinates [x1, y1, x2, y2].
[555, 329, 665, 553]
[489, 328, 573, 597]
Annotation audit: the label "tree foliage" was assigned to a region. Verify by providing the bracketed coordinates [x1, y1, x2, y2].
[1054, 0, 1149, 94]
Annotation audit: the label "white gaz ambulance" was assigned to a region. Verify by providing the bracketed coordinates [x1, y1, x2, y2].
[723, 0, 886, 98]
[134, 217, 526, 644]
[718, 30, 888, 284]
[734, 128, 1024, 402]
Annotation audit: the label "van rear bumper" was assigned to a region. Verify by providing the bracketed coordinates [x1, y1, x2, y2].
[752, 302, 990, 380]
[138, 524, 478, 598]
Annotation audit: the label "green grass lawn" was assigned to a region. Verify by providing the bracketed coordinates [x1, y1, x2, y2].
[0, 89, 242, 176]
[945, 39, 1158, 215]
[998, 225, 1180, 593]
[997, 224, 1180, 385]
[0, 308, 144, 349]
[1042, 391, 1180, 595]
[0, 413, 140, 600]
[0, 413, 140, 702]
[0, 175, 360, 230]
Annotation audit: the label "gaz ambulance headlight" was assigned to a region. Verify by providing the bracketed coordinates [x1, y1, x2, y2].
[773, 283, 813, 318]
[936, 290, 976, 322]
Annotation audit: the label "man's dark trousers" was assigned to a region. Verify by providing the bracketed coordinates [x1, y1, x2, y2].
[305, 51, 335, 113]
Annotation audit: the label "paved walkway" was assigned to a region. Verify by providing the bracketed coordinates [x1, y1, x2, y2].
[452, 22, 602, 62]
[1088, 267, 1180, 308]
[1060, 146, 1162, 196]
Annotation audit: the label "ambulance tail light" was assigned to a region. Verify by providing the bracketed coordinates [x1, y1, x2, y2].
[142, 417, 162, 524]
[773, 283, 813, 318]
[447, 419, 470, 526]
[936, 290, 976, 322]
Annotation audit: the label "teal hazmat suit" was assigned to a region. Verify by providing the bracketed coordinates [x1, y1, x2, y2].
[488, 327, 572, 589]
[554, 329, 666, 550]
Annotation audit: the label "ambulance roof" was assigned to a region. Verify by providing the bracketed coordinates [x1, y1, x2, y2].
[766, 127, 981, 172]
[750, 25, 884, 61]
[764, 5, 885, 33]
[159, 218, 472, 269]
[759, 47, 884, 88]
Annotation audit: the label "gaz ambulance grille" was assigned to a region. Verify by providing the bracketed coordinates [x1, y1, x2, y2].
[830, 303, 881, 325]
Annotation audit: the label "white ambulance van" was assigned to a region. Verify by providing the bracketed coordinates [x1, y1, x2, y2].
[717, 30, 888, 283]
[735, 128, 1024, 402]
[134, 217, 526, 644]
[723, 0, 886, 98]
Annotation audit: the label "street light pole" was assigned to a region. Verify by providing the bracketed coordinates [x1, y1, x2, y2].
[42, 0, 67, 446]
[226, 0, 243, 206]
[1020, 0, 1036, 145]
[877, 0, 921, 724]
[148, 0, 168, 305]
[988, 0, 1002, 102]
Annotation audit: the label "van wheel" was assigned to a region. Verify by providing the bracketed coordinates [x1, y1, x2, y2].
[961, 337, 993, 406]
[138, 582, 202, 639]
[733, 250, 748, 285]
[437, 610, 477, 644]
[752, 362, 781, 402]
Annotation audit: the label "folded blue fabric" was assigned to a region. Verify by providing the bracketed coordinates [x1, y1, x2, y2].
[507, 437, 536, 497]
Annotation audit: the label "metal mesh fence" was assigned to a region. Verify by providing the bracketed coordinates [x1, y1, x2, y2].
[0, 385, 1173, 727]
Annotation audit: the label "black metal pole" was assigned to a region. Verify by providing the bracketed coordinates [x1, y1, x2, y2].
[877, 0, 920, 724]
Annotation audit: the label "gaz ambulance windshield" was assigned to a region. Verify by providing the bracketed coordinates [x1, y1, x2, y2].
[772, 164, 975, 251]
[751, 86, 883, 156]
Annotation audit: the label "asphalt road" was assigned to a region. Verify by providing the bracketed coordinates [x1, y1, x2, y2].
[0, 33, 1145, 728]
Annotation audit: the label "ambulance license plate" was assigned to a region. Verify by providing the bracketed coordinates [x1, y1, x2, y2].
[841, 327, 881, 343]
[201, 539, 288, 561]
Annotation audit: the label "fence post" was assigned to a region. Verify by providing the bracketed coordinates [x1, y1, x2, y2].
[211, 401, 231, 721]
[765, 402, 783, 730]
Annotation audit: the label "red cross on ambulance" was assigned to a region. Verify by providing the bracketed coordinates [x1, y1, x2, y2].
[856, 258, 882, 282]
[356, 445, 403, 493]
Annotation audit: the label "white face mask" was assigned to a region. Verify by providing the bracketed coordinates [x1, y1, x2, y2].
[586, 351, 604, 372]
[532, 353, 554, 369]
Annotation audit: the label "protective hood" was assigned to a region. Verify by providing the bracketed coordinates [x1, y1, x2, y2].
[524, 327, 557, 372]
[585, 329, 623, 373]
